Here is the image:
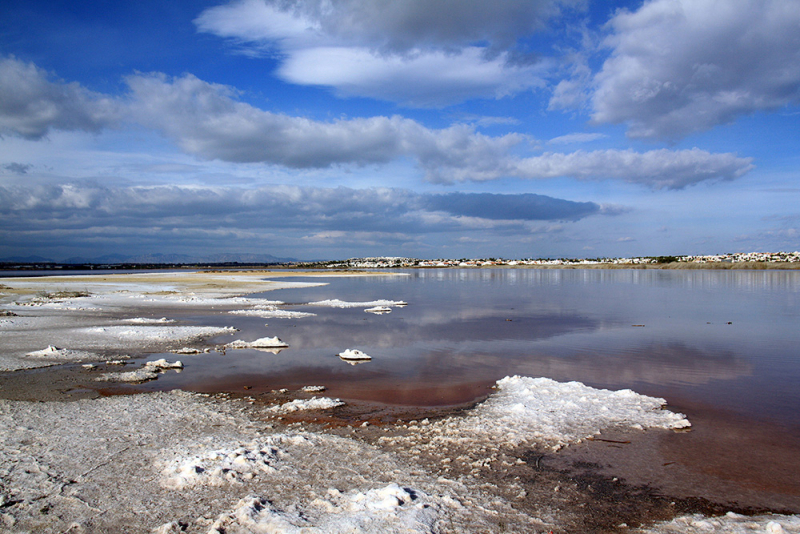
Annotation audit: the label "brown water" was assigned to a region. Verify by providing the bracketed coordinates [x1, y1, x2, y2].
[127, 268, 800, 510]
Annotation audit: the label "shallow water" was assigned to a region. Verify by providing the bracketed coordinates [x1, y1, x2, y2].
[136, 268, 800, 434]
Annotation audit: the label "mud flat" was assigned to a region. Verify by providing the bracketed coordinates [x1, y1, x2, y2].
[1, 271, 799, 533]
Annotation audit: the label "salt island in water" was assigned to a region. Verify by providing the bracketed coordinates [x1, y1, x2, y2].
[0, 270, 799, 532]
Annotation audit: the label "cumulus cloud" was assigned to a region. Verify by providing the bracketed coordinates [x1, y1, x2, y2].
[424, 192, 598, 221]
[0, 57, 119, 140]
[427, 147, 753, 189]
[591, 0, 800, 139]
[510, 148, 754, 189]
[1, 58, 755, 189]
[195, 0, 582, 105]
[0, 182, 612, 257]
[0, 183, 602, 230]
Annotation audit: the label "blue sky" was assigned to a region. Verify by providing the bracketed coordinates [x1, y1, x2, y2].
[1, 0, 798, 261]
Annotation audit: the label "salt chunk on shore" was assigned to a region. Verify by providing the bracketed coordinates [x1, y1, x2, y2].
[338, 349, 371, 361]
[25, 345, 96, 361]
[226, 336, 289, 349]
[637, 512, 800, 533]
[268, 397, 344, 414]
[95, 358, 183, 383]
[309, 299, 407, 308]
[411, 376, 691, 452]
[230, 308, 316, 319]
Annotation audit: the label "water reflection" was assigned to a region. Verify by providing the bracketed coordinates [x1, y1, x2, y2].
[141, 269, 799, 427]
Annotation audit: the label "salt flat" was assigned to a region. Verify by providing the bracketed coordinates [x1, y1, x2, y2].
[0, 271, 797, 533]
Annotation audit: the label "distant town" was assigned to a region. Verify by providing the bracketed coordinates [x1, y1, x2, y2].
[2, 251, 800, 271]
[299, 251, 800, 269]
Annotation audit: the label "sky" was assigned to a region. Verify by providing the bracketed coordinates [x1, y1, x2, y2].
[0, 0, 799, 261]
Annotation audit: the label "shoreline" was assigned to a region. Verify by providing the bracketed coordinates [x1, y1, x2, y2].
[1, 271, 799, 532]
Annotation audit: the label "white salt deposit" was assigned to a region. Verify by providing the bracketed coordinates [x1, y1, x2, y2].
[338, 349, 372, 361]
[638, 512, 800, 533]
[80, 325, 237, 342]
[309, 299, 408, 308]
[383, 376, 691, 457]
[24, 345, 101, 362]
[207, 483, 441, 533]
[229, 307, 317, 319]
[226, 336, 289, 349]
[160, 437, 298, 489]
[170, 347, 206, 354]
[365, 306, 392, 314]
[302, 385, 326, 393]
[268, 397, 345, 413]
[123, 317, 175, 324]
[95, 358, 183, 383]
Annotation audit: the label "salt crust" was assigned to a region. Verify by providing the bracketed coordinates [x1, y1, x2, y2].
[636, 512, 800, 533]
[1, 381, 797, 532]
[226, 336, 289, 349]
[95, 358, 184, 383]
[80, 325, 237, 342]
[308, 299, 408, 308]
[267, 397, 345, 414]
[123, 317, 175, 324]
[380, 376, 691, 465]
[229, 307, 317, 319]
[25, 345, 98, 361]
[338, 349, 372, 361]
[205, 483, 440, 533]
[365, 306, 392, 314]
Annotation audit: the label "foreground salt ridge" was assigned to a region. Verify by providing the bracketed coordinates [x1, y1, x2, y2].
[0, 377, 796, 533]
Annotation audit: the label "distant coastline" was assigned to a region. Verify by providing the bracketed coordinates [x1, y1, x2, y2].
[3, 251, 800, 272]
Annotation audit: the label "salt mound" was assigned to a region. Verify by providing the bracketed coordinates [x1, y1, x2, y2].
[268, 397, 345, 414]
[386, 376, 691, 456]
[160, 438, 298, 489]
[207, 483, 439, 534]
[465, 376, 689, 449]
[638, 511, 800, 533]
[226, 336, 289, 349]
[338, 349, 371, 361]
[230, 308, 316, 319]
[309, 299, 407, 308]
[25, 345, 96, 361]
[95, 358, 183, 383]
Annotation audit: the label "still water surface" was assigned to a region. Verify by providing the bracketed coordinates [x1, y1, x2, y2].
[140, 268, 800, 435]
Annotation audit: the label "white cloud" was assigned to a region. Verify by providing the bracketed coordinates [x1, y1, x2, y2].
[547, 132, 606, 144]
[277, 46, 550, 107]
[591, 0, 800, 139]
[431, 148, 754, 189]
[0, 57, 119, 140]
[195, 0, 582, 106]
[0, 183, 609, 257]
[0, 59, 755, 189]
